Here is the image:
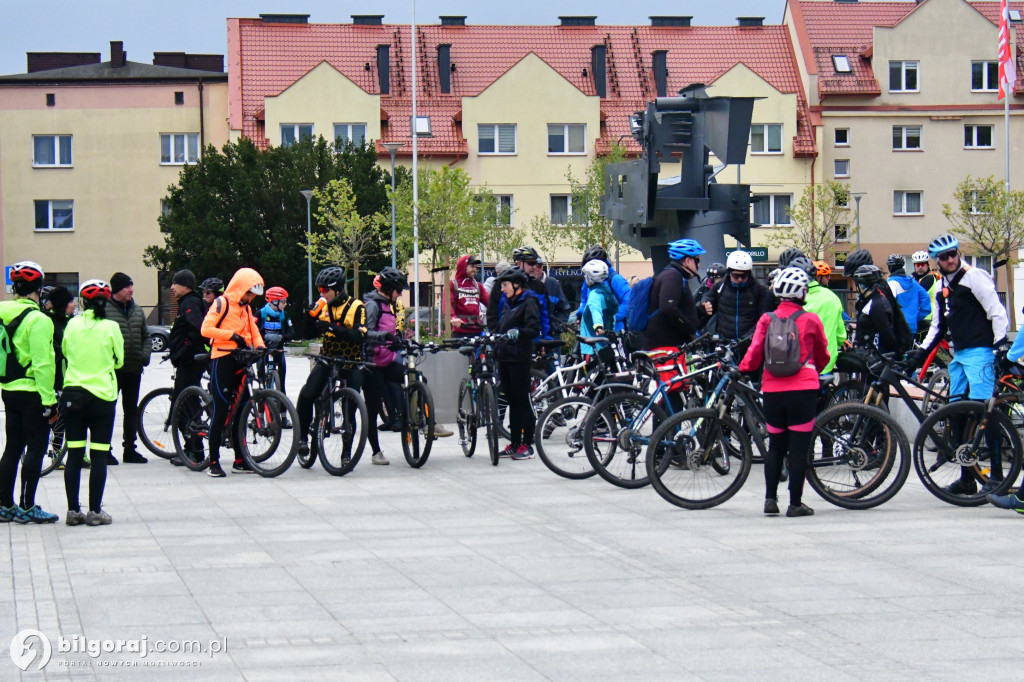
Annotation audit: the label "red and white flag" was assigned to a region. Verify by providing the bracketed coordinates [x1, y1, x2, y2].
[999, 0, 1017, 99]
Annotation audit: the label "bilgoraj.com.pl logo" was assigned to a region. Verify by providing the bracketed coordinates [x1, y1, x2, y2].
[10, 629, 227, 670]
[10, 629, 51, 671]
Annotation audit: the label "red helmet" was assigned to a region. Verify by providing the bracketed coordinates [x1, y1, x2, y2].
[265, 286, 288, 302]
[79, 279, 112, 300]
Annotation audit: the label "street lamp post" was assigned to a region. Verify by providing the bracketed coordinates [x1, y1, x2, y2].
[851, 192, 866, 250]
[382, 142, 404, 268]
[300, 189, 314, 306]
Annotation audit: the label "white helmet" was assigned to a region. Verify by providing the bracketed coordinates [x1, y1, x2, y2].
[249, 283, 264, 296]
[911, 250, 930, 264]
[726, 250, 753, 272]
[582, 259, 609, 285]
[772, 266, 810, 300]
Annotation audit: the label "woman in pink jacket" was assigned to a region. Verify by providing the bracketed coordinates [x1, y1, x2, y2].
[739, 267, 830, 517]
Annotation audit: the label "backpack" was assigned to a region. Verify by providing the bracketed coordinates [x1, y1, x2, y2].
[623, 276, 656, 332]
[878, 286, 915, 353]
[0, 308, 36, 381]
[764, 310, 806, 378]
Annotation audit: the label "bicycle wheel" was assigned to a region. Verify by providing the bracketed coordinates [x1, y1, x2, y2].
[583, 392, 667, 489]
[457, 380, 477, 458]
[479, 382, 500, 466]
[317, 387, 368, 476]
[921, 369, 949, 416]
[266, 369, 281, 392]
[401, 381, 434, 468]
[171, 386, 213, 471]
[913, 400, 1022, 507]
[137, 387, 175, 459]
[536, 395, 604, 480]
[40, 411, 67, 477]
[806, 402, 911, 510]
[827, 379, 868, 407]
[646, 408, 753, 510]
[238, 388, 298, 477]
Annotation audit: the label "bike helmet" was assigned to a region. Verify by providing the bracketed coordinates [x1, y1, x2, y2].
[582, 259, 609, 285]
[705, 262, 726, 278]
[10, 261, 44, 295]
[789, 256, 816, 279]
[772, 267, 810, 300]
[725, 251, 753, 272]
[667, 239, 706, 260]
[911, 250, 930, 264]
[199, 277, 224, 294]
[778, 247, 806, 268]
[842, 248, 874, 278]
[582, 244, 609, 266]
[79, 279, 112, 300]
[813, 260, 832, 277]
[249, 282, 264, 296]
[852, 264, 885, 287]
[315, 265, 346, 292]
[40, 285, 55, 305]
[496, 265, 529, 287]
[767, 268, 782, 282]
[512, 246, 541, 263]
[928, 233, 959, 258]
[265, 286, 288, 302]
[886, 253, 906, 272]
[376, 266, 408, 293]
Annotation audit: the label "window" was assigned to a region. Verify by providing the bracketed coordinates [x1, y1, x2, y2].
[413, 116, 432, 136]
[964, 254, 993, 273]
[971, 61, 999, 92]
[834, 128, 849, 146]
[893, 190, 923, 215]
[889, 61, 919, 92]
[547, 124, 586, 154]
[478, 124, 516, 154]
[333, 123, 367, 148]
[45, 93, 55, 107]
[750, 124, 783, 154]
[550, 195, 587, 226]
[892, 125, 922, 151]
[967, 189, 995, 215]
[834, 159, 850, 178]
[832, 55, 852, 73]
[751, 194, 792, 226]
[835, 224, 849, 242]
[174, 91, 184, 105]
[495, 195, 513, 226]
[281, 124, 313, 148]
[160, 199, 172, 218]
[160, 133, 199, 164]
[965, 124, 994, 148]
[34, 200, 74, 231]
[33, 135, 72, 166]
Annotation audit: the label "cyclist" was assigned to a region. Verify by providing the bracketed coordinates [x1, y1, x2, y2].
[166, 269, 207, 467]
[42, 285, 77, 469]
[492, 266, 541, 460]
[257, 286, 294, 397]
[511, 246, 553, 338]
[793, 257, 846, 375]
[199, 268, 266, 478]
[296, 265, 367, 462]
[362, 267, 408, 465]
[908, 234, 1008, 498]
[778, 247, 806, 269]
[851, 265, 901, 354]
[886, 254, 931, 335]
[199, 277, 225, 313]
[572, 245, 631, 332]
[449, 255, 489, 339]
[61, 280, 123, 526]
[0, 261, 58, 524]
[578, 259, 618, 367]
[702, 250, 772, 342]
[910, 250, 939, 332]
[842, 248, 874, 279]
[695, 262, 725, 304]
[483, 261, 511, 296]
[643, 238, 705, 350]
[739, 266, 829, 518]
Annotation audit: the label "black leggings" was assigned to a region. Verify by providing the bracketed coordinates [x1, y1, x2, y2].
[209, 355, 248, 464]
[762, 390, 817, 506]
[499, 361, 535, 447]
[297, 360, 363, 444]
[0, 390, 49, 509]
[364, 362, 404, 453]
[62, 389, 115, 513]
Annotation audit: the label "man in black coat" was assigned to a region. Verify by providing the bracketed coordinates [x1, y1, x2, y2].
[702, 250, 772, 341]
[107, 272, 152, 465]
[166, 270, 207, 466]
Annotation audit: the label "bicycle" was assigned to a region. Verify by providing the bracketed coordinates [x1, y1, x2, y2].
[390, 338, 446, 468]
[304, 354, 369, 476]
[451, 334, 505, 466]
[137, 354, 210, 460]
[39, 400, 67, 477]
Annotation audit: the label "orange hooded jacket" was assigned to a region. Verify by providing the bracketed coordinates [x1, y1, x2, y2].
[201, 268, 265, 359]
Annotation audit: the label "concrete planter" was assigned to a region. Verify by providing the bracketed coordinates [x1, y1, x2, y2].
[416, 350, 470, 424]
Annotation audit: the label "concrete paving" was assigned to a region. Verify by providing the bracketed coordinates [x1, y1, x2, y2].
[2, 358, 1023, 681]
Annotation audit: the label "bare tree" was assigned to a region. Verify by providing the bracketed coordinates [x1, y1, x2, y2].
[307, 178, 386, 300]
[766, 181, 854, 260]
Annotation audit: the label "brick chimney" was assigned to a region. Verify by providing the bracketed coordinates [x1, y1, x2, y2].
[110, 41, 126, 67]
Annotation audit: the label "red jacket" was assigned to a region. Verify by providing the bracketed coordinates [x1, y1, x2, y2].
[449, 255, 489, 333]
[739, 300, 830, 392]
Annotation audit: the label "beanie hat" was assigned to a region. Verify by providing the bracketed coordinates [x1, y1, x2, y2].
[172, 269, 196, 290]
[47, 286, 74, 312]
[110, 272, 132, 295]
[494, 261, 513, 278]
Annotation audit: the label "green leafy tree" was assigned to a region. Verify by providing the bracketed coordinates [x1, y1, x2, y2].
[765, 181, 853, 260]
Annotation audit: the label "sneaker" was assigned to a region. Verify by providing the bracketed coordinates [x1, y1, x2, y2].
[944, 477, 978, 496]
[764, 498, 780, 515]
[987, 493, 1024, 513]
[512, 445, 535, 460]
[85, 510, 112, 526]
[432, 425, 454, 438]
[169, 456, 185, 467]
[106, 453, 119, 466]
[371, 451, 390, 466]
[232, 460, 254, 474]
[297, 441, 310, 457]
[207, 461, 226, 478]
[65, 510, 87, 526]
[122, 451, 148, 464]
[786, 503, 815, 518]
[13, 505, 59, 524]
[0, 505, 18, 522]
[499, 444, 516, 459]
[979, 478, 1004, 495]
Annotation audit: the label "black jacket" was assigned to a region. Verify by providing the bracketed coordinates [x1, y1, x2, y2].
[541, 273, 570, 334]
[706, 277, 772, 341]
[495, 290, 541, 363]
[643, 262, 703, 349]
[168, 290, 207, 367]
[854, 289, 899, 353]
[107, 298, 151, 374]
[45, 310, 70, 390]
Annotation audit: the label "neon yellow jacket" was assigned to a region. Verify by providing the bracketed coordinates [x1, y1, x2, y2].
[62, 310, 124, 402]
[0, 298, 56, 405]
[802, 281, 847, 374]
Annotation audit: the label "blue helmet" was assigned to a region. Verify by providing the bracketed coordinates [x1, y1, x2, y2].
[928, 233, 959, 258]
[667, 239, 706, 260]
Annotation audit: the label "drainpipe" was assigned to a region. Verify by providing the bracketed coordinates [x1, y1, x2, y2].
[809, 155, 816, 256]
[198, 79, 206, 155]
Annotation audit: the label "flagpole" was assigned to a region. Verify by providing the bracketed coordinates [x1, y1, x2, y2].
[412, 0, 420, 340]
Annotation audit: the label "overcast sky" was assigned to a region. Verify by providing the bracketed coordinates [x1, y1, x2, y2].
[0, 0, 809, 75]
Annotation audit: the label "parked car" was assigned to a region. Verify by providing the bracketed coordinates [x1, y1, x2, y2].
[148, 325, 170, 352]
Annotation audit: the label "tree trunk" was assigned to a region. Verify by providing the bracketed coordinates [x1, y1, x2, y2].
[441, 268, 452, 338]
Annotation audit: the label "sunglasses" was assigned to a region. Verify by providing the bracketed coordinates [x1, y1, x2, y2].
[730, 271, 749, 278]
[937, 250, 958, 262]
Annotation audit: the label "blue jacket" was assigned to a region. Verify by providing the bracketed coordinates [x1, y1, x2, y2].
[257, 303, 293, 344]
[577, 266, 631, 331]
[887, 273, 931, 334]
[579, 283, 618, 355]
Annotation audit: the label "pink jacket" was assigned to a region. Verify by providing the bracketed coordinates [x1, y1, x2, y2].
[739, 301, 830, 392]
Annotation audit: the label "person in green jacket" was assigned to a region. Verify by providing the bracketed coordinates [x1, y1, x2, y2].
[0, 261, 58, 524]
[62, 280, 124, 526]
[793, 258, 847, 375]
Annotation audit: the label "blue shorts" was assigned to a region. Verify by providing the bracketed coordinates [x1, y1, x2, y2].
[947, 346, 996, 401]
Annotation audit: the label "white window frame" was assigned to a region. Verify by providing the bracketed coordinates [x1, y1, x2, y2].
[892, 125, 922, 151]
[333, 123, 367, 148]
[835, 224, 849, 243]
[889, 61, 919, 92]
[478, 124, 517, 155]
[964, 254, 993, 273]
[750, 124, 783, 154]
[971, 61, 1000, 92]
[832, 55, 852, 74]
[893, 190, 923, 216]
[964, 124, 994, 149]
[834, 159, 850, 178]
[160, 133, 200, 165]
[281, 124, 313, 148]
[751, 194, 793, 226]
[547, 123, 586, 155]
[834, 128, 850, 147]
[495, 194, 513, 226]
[32, 134, 72, 167]
[34, 199, 74, 231]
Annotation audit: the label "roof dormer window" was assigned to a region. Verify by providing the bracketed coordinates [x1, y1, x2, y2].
[832, 55, 852, 74]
